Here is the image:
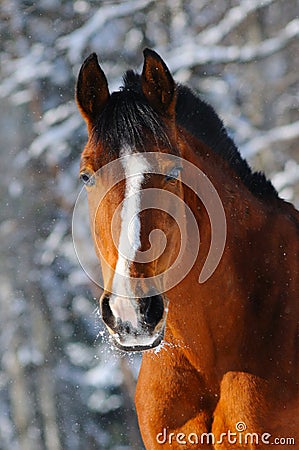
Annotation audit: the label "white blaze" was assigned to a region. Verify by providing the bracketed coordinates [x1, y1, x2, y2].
[110, 150, 150, 327]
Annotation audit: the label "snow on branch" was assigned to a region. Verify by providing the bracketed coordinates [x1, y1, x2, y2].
[241, 120, 299, 158]
[168, 19, 299, 71]
[40, 220, 68, 266]
[57, 0, 154, 63]
[271, 160, 299, 193]
[199, 0, 275, 45]
[0, 44, 52, 98]
[29, 114, 81, 159]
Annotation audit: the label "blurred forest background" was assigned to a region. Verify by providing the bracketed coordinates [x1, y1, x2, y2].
[0, 0, 299, 449]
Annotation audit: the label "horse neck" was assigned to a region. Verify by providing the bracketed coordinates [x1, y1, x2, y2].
[168, 132, 299, 383]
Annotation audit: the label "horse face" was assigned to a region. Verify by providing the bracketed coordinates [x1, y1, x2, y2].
[86, 153, 184, 351]
[76, 49, 183, 351]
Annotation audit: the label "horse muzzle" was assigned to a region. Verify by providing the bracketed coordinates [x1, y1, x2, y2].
[100, 291, 168, 351]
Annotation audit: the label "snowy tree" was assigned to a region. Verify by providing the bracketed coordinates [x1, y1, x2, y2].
[0, 1, 298, 449]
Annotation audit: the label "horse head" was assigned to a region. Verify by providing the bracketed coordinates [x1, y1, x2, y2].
[76, 50, 185, 351]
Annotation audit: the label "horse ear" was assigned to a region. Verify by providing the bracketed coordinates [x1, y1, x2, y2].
[141, 48, 176, 118]
[76, 53, 109, 128]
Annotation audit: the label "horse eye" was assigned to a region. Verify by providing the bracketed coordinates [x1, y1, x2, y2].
[165, 167, 182, 182]
[80, 171, 95, 186]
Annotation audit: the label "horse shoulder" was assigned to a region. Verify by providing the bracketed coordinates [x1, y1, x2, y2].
[212, 371, 299, 449]
[136, 348, 217, 449]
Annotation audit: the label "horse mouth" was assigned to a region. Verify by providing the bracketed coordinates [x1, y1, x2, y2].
[109, 325, 166, 352]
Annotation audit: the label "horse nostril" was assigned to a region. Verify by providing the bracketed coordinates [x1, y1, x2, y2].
[124, 323, 131, 334]
[144, 295, 164, 328]
[101, 294, 115, 329]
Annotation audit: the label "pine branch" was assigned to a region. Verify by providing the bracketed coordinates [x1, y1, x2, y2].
[57, 0, 155, 63]
[242, 120, 299, 158]
[199, 0, 275, 45]
[168, 19, 299, 71]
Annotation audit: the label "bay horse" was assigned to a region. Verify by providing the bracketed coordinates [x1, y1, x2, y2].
[75, 49, 299, 449]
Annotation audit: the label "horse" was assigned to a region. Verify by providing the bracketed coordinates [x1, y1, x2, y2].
[75, 49, 299, 449]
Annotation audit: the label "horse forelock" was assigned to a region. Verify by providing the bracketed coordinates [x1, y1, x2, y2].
[91, 75, 171, 156]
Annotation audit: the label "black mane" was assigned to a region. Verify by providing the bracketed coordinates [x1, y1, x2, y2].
[95, 70, 278, 200]
[175, 83, 278, 199]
